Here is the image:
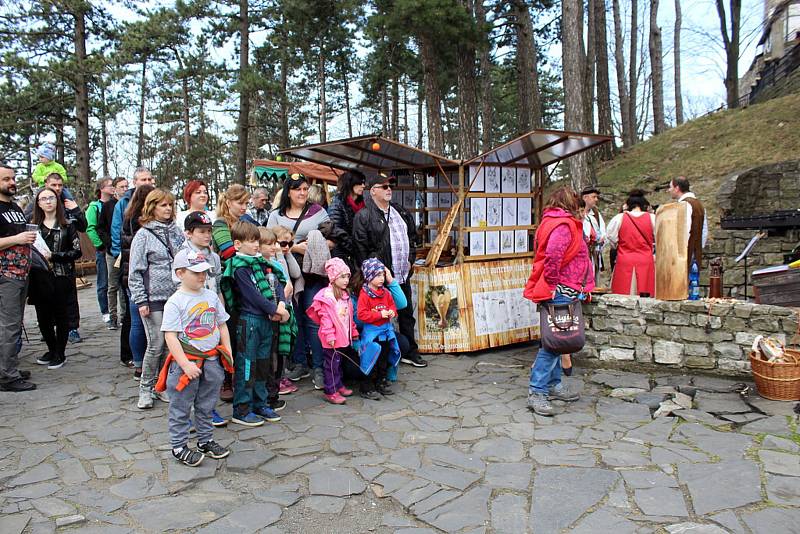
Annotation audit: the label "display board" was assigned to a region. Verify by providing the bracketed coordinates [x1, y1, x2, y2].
[655, 203, 689, 300]
[411, 258, 540, 353]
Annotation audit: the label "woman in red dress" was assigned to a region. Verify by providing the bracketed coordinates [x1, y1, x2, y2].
[607, 190, 656, 296]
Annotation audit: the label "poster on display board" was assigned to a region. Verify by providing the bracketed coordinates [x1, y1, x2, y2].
[411, 259, 540, 353]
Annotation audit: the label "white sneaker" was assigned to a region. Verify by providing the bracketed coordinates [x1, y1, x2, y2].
[102, 313, 112, 324]
[153, 390, 170, 403]
[137, 390, 154, 409]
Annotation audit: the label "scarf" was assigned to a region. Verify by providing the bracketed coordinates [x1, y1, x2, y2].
[346, 195, 365, 214]
[220, 253, 297, 358]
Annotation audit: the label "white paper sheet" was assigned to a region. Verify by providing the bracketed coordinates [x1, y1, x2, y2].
[486, 231, 500, 254]
[515, 230, 529, 252]
[470, 198, 487, 227]
[468, 165, 484, 192]
[487, 199, 502, 227]
[470, 231, 485, 255]
[516, 168, 531, 193]
[501, 167, 516, 193]
[501, 230, 514, 254]
[485, 167, 500, 193]
[503, 198, 517, 226]
[518, 198, 532, 226]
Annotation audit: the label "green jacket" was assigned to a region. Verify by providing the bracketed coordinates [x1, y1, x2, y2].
[32, 161, 68, 186]
[86, 199, 104, 250]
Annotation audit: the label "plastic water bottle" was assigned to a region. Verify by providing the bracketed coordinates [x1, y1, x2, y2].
[688, 260, 700, 301]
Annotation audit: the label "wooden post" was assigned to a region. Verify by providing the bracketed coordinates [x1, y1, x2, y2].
[455, 164, 466, 264]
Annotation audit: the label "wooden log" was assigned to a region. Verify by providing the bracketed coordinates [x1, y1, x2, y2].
[655, 203, 688, 300]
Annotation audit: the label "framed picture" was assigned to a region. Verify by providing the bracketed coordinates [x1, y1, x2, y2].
[518, 198, 532, 226]
[470, 198, 487, 227]
[515, 230, 529, 252]
[426, 191, 439, 208]
[428, 210, 440, 226]
[428, 229, 438, 242]
[468, 165, 484, 192]
[439, 192, 452, 209]
[487, 198, 502, 227]
[502, 198, 517, 226]
[516, 168, 531, 193]
[470, 232, 485, 256]
[486, 231, 500, 254]
[403, 190, 416, 209]
[501, 231, 514, 254]
[397, 172, 413, 187]
[485, 166, 500, 193]
[426, 175, 436, 188]
[501, 167, 516, 193]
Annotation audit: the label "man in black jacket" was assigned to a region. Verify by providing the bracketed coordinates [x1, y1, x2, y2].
[352, 174, 427, 368]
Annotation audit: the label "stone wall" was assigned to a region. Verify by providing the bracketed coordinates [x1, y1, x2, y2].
[705, 159, 800, 298]
[578, 294, 799, 377]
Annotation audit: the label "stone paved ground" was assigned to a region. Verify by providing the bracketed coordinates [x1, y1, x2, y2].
[2, 280, 800, 533]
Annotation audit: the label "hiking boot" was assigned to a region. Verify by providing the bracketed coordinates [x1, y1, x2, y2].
[527, 393, 556, 416]
[231, 412, 264, 427]
[172, 446, 204, 467]
[285, 365, 310, 382]
[270, 399, 287, 412]
[0, 378, 36, 392]
[548, 384, 580, 402]
[211, 410, 227, 427]
[312, 368, 325, 390]
[197, 439, 230, 459]
[401, 352, 427, 367]
[47, 353, 66, 370]
[36, 352, 53, 365]
[360, 389, 381, 401]
[254, 406, 281, 422]
[324, 392, 346, 405]
[279, 377, 298, 395]
[137, 390, 154, 409]
[19, 370, 31, 380]
[376, 380, 394, 396]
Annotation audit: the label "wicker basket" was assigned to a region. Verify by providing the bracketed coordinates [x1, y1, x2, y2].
[749, 348, 800, 401]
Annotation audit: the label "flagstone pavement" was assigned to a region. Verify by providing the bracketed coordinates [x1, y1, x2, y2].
[1, 279, 799, 533]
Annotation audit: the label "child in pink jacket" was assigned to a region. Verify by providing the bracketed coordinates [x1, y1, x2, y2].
[307, 258, 359, 404]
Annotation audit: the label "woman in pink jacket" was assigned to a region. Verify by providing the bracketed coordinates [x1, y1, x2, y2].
[307, 258, 359, 404]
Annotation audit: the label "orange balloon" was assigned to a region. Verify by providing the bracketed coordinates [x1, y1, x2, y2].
[371, 142, 381, 151]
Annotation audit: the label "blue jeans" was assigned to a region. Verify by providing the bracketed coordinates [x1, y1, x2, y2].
[126, 288, 146, 367]
[234, 313, 271, 414]
[529, 293, 575, 395]
[95, 251, 109, 315]
[291, 279, 324, 370]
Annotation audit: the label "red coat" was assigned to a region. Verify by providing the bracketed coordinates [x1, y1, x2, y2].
[357, 286, 397, 326]
[611, 212, 655, 296]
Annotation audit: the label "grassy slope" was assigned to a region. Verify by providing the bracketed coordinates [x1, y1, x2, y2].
[593, 91, 800, 221]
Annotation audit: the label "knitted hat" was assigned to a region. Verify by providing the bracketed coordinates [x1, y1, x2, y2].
[324, 257, 350, 283]
[361, 258, 385, 284]
[36, 143, 56, 161]
[183, 180, 207, 206]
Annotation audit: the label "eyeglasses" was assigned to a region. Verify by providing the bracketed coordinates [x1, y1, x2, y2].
[372, 184, 392, 190]
[38, 196, 57, 203]
[278, 240, 294, 248]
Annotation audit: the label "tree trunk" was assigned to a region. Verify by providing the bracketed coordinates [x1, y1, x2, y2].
[340, 59, 353, 138]
[235, 0, 250, 184]
[56, 112, 65, 163]
[562, 0, 590, 189]
[73, 8, 90, 186]
[100, 81, 109, 177]
[416, 82, 424, 149]
[318, 51, 327, 143]
[419, 36, 444, 154]
[279, 53, 289, 148]
[476, 0, 493, 150]
[456, 0, 479, 159]
[137, 58, 147, 166]
[595, 0, 614, 158]
[380, 83, 388, 136]
[628, 0, 639, 146]
[513, 0, 542, 133]
[612, 0, 633, 147]
[173, 50, 191, 157]
[649, 0, 666, 134]
[403, 78, 409, 144]
[584, 0, 596, 132]
[392, 76, 400, 140]
[715, 0, 741, 108]
[674, 0, 684, 125]
[26, 135, 33, 186]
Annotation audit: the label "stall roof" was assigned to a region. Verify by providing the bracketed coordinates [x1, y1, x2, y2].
[251, 159, 343, 184]
[466, 128, 612, 169]
[277, 135, 459, 172]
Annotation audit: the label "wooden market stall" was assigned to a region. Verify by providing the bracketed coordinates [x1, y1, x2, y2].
[278, 130, 611, 353]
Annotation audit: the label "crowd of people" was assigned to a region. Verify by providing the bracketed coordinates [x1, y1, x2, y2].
[0, 151, 430, 466]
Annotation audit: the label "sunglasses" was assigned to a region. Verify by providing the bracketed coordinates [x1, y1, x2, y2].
[278, 240, 294, 247]
[372, 183, 393, 190]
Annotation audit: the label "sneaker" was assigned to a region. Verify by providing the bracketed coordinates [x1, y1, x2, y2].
[527, 392, 556, 416]
[401, 353, 428, 367]
[172, 446, 204, 467]
[219, 382, 234, 402]
[324, 392, 346, 405]
[153, 390, 170, 403]
[47, 353, 65, 370]
[68, 330, 82, 343]
[198, 439, 231, 459]
[211, 410, 227, 427]
[279, 378, 298, 395]
[360, 389, 381, 401]
[338, 386, 353, 397]
[231, 412, 264, 427]
[137, 390, 154, 409]
[134, 368, 142, 381]
[19, 370, 31, 380]
[548, 384, 580, 402]
[36, 352, 53, 365]
[286, 365, 310, 382]
[120, 360, 134, 368]
[0, 378, 36, 392]
[254, 406, 282, 422]
[270, 399, 287, 412]
[107, 321, 118, 331]
[376, 380, 394, 396]
[312, 368, 325, 390]
[102, 313, 112, 324]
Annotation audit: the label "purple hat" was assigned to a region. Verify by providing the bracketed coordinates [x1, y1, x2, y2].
[361, 258, 385, 284]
